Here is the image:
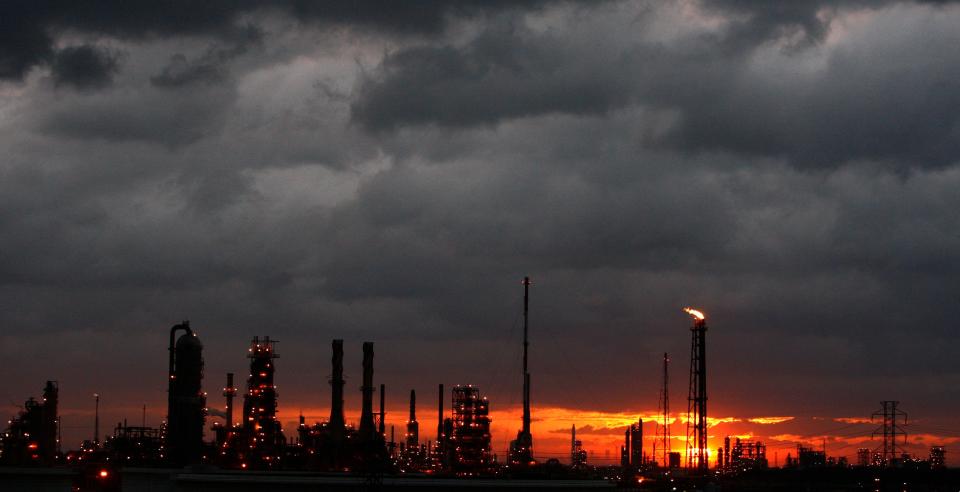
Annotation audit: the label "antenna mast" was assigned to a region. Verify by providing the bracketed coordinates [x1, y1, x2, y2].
[509, 276, 535, 465]
[522, 276, 530, 436]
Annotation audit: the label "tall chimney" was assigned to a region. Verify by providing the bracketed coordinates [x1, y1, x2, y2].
[407, 390, 420, 448]
[407, 389, 419, 449]
[359, 342, 376, 439]
[571, 424, 576, 464]
[437, 383, 444, 443]
[410, 389, 417, 421]
[624, 426, 631, 466]
[329, 339, 345, 433]
[379, 383, 386, 436]
[224, 373, 236, 428]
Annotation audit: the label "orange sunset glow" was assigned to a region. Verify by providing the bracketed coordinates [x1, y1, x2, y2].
[48, 396, 960, 468]
[200, 404, 953, 465]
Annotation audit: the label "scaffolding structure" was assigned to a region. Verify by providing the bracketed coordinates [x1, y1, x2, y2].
[449, 385, 492, 474]
[719, 437, 767, 473]
[240, 336, 285, 468]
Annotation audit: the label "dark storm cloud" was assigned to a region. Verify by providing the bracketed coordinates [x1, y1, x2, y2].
[700, 0, 960, 46]
[150, 27, 261, 88]
[0, 0, 248, 81]
[4, 0, 960, 448]
[351, 22, 636, 130]
[37, 85, 237, 146]
[151, 53, 227, 88]
[50, 45, 120, 90]
[0, 3, 53, 80]
[657, 2, 960, 168]
[353, 1, 960, 168]
[0, 0, 580, 82]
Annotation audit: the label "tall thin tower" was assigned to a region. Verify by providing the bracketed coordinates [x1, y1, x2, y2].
[359, 342, 376, 441]
[379, 383, 386, 436]
[522, 276, 531, 440]
[329, 340, 346, 435]
[406, 389, 419, 449]
[509, 276, 535, 465]
[871, 401, 907, 467]
[93, 393, 100, 447]
[684, 307, 708, 471]
[571, 425, 576, 465]
[654, 352, 671, 467]
[223, 373, 236, 428]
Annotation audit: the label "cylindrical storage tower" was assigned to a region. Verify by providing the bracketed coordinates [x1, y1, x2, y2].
[168, 327, 205, 466]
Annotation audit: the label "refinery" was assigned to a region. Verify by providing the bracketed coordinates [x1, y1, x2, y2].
[2, 279, 959, 492]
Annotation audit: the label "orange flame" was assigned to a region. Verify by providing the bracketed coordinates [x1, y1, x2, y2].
[683, 307, 705, 320]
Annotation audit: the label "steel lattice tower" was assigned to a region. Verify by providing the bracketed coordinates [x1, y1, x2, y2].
[654, 352, 671, 467]
[684, 308, 708, 471]
[871, 401, 907, 467]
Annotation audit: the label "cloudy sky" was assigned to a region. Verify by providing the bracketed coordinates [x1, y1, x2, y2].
[2, 0, 960, 463]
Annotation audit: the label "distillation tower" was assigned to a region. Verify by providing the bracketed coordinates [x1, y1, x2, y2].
[166, 321, 205, 466]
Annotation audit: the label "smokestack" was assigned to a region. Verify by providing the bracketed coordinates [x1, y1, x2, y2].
[224, 373, 236, 428]
[410, 389, 417, 422]
[437, 383, 444, 443]
[329, 340, 345, 433]
[624, 426, 631, 466]
[379, 383, 386, 436]
[359, 342, 376, 439]
[407, 389, 419, 449]
[93, 393, 99, 447]
[571, 425, 576, 465]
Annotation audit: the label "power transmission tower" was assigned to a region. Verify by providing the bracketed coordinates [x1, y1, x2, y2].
[871, 401, 907, 467]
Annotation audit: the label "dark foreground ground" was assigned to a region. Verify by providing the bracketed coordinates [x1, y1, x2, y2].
[5, 466, 960, 492]
[633, 468, 960, 491]
[1, 467, 615, 492]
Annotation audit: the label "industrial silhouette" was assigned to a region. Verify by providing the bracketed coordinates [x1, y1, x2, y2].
[2, 286, 959, 491]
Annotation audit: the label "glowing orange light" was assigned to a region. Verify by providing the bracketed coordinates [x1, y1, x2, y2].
[683, 307, 705, 321]
[99, 470, 109, 478]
